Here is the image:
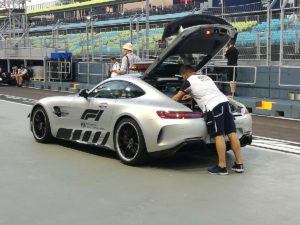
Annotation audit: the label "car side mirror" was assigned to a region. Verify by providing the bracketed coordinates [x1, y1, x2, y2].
[78, 89, 89, 98]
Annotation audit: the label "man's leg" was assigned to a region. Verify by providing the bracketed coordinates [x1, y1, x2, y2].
[215, 135, 227, 168]
[229, 81, 236, 96]
[227, 132, 242, 164]
[19, 76, 23, 86]
[15, 75, 19, 86]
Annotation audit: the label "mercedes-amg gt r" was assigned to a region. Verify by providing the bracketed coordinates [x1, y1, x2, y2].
[29, 15, 252, 165]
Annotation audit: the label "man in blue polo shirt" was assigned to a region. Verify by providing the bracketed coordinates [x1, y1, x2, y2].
[172, 65, 244, 175]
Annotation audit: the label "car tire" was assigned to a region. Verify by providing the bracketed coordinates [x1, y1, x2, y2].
[31, 106, 53, 143]
[114, 118, 148, 166]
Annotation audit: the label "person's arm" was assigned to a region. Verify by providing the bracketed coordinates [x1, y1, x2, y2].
[111, 62, 120, 73]
[21, 69, 27, 76]
[117, 57, 127, 75]
[182, 94, 192, 101]
[110, 63, 116, 72]
[172, 91, 186, 101]
[224, 48, 229, 58]
[172, 80, 191, 101]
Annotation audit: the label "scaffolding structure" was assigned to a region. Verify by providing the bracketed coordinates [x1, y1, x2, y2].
[0, 0, 30, 48]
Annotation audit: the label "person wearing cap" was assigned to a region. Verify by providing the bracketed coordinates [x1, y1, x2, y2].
[116, 42, 141, 75]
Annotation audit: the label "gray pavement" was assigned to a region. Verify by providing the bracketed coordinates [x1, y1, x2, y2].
[1, 100, 300, 225]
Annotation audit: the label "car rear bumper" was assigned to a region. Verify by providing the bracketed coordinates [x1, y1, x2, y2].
[149, 132, 253, 157]
[148, 137, 205, 157]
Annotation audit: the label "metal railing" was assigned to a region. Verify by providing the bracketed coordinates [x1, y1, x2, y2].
[77, 62, 108, 85]
[278, 65, 300, 87]
[204, 65, 257, 85]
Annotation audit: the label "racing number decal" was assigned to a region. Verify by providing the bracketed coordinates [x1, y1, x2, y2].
[81, 109, 104, 121]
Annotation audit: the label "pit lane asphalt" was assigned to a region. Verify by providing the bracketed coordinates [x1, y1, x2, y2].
[1, 99, 300, 225]
[1, 85, 299, 142]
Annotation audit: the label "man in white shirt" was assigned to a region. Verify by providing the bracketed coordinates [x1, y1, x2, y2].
[109, 57, 120, 78]
[116, 43, 141, 75]
[172, 65, 243, 175]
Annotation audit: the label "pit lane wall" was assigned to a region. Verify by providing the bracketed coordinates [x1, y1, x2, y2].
[234, 66, 300, 119]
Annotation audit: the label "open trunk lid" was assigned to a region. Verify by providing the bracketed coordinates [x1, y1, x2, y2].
[143, 15, 237, 79]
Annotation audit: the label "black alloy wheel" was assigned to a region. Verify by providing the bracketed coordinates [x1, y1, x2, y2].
[114, 118, 148, 166]
[32, 107, 52, 143]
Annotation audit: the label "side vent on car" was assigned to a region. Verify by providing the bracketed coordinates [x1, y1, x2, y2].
[53, 106, 62, 117]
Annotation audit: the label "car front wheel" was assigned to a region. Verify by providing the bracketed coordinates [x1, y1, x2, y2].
[31, 106, 53, 143]
[114, 118, 148, 166]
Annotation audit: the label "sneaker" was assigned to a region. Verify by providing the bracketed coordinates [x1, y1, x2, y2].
[231, 163, 244, 173]
[208, 165, 228, 175]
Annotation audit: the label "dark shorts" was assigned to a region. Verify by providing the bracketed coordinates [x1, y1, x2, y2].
[212, 102, 236, 137]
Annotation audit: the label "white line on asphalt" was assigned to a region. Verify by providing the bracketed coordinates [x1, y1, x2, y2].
[26, 86, 74, 94]
[251, 136, 300, 155]
[251, 142, 300, 154]
[0, 99, 32, 107]
[252, 114, 300, 122]
[253, 135, 300, 145]
[248, 145, 300, 157]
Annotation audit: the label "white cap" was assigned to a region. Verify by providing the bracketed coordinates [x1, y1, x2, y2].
[122, 42, 133, 51]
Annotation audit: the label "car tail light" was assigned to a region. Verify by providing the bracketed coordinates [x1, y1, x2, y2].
[156, 111, 203, 119]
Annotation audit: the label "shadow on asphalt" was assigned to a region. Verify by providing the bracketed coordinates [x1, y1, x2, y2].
[52, 139, 232, 170]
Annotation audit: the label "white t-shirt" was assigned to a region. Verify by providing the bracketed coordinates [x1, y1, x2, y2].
[21, 68, 27, 76]
[110, 62, 120, 78]
[181, 75, 228, 111]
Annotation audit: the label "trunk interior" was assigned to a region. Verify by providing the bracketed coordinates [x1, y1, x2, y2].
[148, 76, 243, 115]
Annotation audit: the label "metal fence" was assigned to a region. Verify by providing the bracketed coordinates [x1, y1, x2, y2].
[77, 62, 109, 84]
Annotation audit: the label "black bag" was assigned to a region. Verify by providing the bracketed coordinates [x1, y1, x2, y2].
[204, 110, 217, 137]
[26, 68, 33, 78]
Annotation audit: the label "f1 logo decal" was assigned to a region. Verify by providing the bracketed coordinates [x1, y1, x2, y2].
[81, 109, 104, 121]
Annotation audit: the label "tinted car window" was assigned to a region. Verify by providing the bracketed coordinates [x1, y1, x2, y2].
[89, 81, 128, 99]
[122, 83, 145, 98]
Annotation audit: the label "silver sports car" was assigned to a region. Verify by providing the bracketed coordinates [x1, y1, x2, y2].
[29, 15, 252, 165]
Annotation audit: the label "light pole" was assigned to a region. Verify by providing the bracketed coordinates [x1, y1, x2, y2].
[145, 0, 150, 59]
[221, 0, 224, 19]
[279, 0, 289, 66]
[136, 13, 144, 58]
[267, 0, 277, 65]
[130, 14, 138, 44]
[86, 15, 91, 61]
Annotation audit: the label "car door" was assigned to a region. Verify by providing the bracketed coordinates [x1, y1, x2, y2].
[70, 80, 129, 145]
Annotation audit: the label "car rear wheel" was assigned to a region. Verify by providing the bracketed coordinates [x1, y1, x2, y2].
[31, 106, 53, 143]
[114, 118, 148, 166]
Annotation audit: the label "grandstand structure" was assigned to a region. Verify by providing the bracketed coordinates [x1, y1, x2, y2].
[1, 0, 300, 64]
